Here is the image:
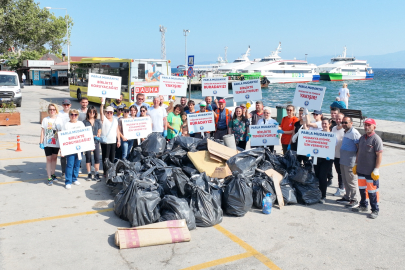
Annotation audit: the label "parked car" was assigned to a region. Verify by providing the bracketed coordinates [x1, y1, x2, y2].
[0, 71, 23, 107]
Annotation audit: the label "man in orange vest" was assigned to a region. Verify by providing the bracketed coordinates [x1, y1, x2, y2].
[213, 99, 232, 140]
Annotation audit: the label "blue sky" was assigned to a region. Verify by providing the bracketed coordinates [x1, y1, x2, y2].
[39, 0, 405, 65]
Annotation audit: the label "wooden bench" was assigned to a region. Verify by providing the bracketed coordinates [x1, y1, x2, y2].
[339, 108, 367, 126]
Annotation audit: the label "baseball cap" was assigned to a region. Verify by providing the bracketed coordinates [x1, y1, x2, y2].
[312, 110, 323, 115]
[200, 101, 207, 107]
[364, 118, 377, 126]
[240, 103, 246, 108]
[105, 106, 114, 112]
[218, 99, 226, 103]
[62, 99, 71, 105]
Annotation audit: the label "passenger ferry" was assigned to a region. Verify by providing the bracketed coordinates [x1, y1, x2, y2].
[318, 47, 374, 81]
[216, 46, 258, 73]
[233, 42, 320, 84]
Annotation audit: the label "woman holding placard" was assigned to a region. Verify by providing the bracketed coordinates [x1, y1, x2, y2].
[229, 107, 250, 150]
[279, 105, 298, 154]
[82, 106, 102, 181]
[100, 98, 121, 177]
[63, 109, 85, 190]
[256, 107, 277, 152]
[118, 107, 135, 160]
[314, 118, 334, 204]
[289, 107, 309, 164]
[139, 105, 152, 142]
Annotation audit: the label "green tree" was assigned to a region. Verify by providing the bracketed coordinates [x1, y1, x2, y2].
[0, 0, 73, 70]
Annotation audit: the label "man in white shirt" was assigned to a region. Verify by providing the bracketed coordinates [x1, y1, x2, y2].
[338, 83, 350, 108]
[58, 99, 72, 177]
[332, 112, 346, 196]
[78, 97, 89, 122]
[148, 96, 167, 137]
[134, 93, 150, 117]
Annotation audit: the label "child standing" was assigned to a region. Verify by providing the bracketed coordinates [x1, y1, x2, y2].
[180, 112, 189, 137]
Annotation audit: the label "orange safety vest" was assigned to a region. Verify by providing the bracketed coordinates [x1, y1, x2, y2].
[214, 108, 232, 130]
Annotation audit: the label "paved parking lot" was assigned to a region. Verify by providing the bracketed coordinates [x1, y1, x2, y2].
[1, 86, 405, 270]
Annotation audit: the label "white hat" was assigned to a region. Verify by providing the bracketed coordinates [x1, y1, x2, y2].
[105, 106, 114, 112]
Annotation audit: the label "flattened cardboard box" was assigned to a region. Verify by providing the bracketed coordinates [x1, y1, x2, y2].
[115, 220, 191, 249]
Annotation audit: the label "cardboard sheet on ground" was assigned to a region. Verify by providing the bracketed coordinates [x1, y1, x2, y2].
[292, 83, 326, 111]
[122, 117, 152, 140]
[87, 73, 122, 99]
[232, 79, 262, 102]
[297, 129, 336, 159]
[59, 127, 95, 156]
[159, 75, 187, 96]
[201, 77, 229, 96]
[265, 169, 285, 209]
[187, 151, 231, 178]
[249, 124, 280, 146]
[207, 139, 239, 161]
[187, 112, 215, 133]
[115, 220, 191, 249]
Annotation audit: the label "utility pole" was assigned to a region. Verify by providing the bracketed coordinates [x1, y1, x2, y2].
[183, 29, 190, 67]
[159, 25, 167, 59]
[224, 46, 228, 63]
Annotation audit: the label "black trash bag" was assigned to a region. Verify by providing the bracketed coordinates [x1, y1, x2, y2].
[280, 150, 300, 170]
[294, 182, 322, 205]
[188, 183, 223, 227]
[114, 180, 161, 227]
[265, 149, 287, 175]
[159, 195, 196, 230]
[190, 172, 210, 191]
[172, 167, 192, 198]
[223, 174, 253, 217]
[139, 166, 158, 184]
[279, 173, 297, 205]
[105, 158, 117, 181]
[209, 179, 224, 208]
[165, 138, 174, 151]
[155, 167, 177, 196]
[182, 166, 199, 177]
[196, 137, 209, 151]
[142, 156, 167, 170]
[252, 176, 276, 208]
[258, 160, 274, 171]
[289, 166, 318, 185]
[141, 133, 166, 157]
[112, 170, 139, 189]
[172, 136, 201, 152]
[128, 147, 143, 163]
[227, 148, 265, 178]
[163, 148, 188, 167]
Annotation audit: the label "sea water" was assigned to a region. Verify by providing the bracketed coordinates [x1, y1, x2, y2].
[190, 68, 405, 122]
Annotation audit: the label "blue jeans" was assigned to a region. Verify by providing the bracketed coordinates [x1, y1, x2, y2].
[121, 139, 134, 160]
[65, 153, 82, 185]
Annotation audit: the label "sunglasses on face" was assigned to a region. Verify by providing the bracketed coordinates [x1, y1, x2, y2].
[49, 109, 56, 111]
[286, 109, 293, 112]
[124, 110, 130, 113]
[63, 104, 70, 106]
[341, 121, 349, 124]
[313, 114, 319, 116]
[70, 114, 78, 116]
[106, 112, 113, 114]
[89, 111, 95, 114]
[140, 110, 146, 112]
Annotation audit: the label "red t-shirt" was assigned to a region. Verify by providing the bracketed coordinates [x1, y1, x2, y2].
[280, 116, 298, 145]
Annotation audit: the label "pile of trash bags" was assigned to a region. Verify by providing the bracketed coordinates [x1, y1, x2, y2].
[108, 133, 322, 229]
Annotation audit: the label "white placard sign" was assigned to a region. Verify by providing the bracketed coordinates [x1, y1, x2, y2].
[232, 79, 262, 102]
[187, 112, 215, 133]
[122, 117, 152, 140]
[159, 75, 187, 96]
[250, 124, 280, 146]
[87, 73, 122, 99]
[202, 77, 228, 96]
[59, 127, 95, 156]
[292, 84, 326, 111]
[297, 130, 336, 159]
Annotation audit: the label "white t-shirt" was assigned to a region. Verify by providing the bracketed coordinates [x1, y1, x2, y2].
[101, 118, 118, 144]
[148, 106, 167, 132]
[257, 118, 278, 125]
[339, 88, 350, 101]
[135, 102, 150, 117]
[41, 116, 64, 148]
[309, 121, 322, 131]
[78, 108, 88, 122]
[58, 110, 70, 126]
[332, 126, 345, 158]
[63, 121, 85, 131]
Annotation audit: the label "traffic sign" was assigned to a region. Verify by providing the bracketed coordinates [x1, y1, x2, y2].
[187, 67, 194, 77]
[188, 55, 194, 66]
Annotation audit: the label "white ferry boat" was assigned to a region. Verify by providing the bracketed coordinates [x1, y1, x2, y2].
[318, 47, 374, 81]
[216, 46, 258, 73]
[237, 42, 320, 84]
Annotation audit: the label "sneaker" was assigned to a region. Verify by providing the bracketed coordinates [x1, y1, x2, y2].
[65, 184, 71, 189]
[78, 168, 82, 174]
[345, 200, 359, 208]
[51, 174, 57, 181]
[368, 210, 379, 219]
[47, 178, 53, 186]
[334, 188, 346, 196]
[336, 198, 350, 204]
[352, 206, 368, 212]
[319, 198, 326, 204]
[73, 181, 80, 186]
[86, 174, 93, 181]
[94, 174, 101, 182]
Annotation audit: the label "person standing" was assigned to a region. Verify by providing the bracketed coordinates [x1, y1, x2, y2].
[194, 101, 211, 138]
[330, 107, 340, 128]
[134, 94, 149, 117]
[129, 105, 138, 119]
[289, 108, 308, 163]
[305, 109, 323, 131]
[185, 100, 196, 114]
[167, 104, 183, 140]
[205, 96, 218, 112]
[110, 94, 127, 115]
[179, 97, 189, 111]
[63, 109, 85, 189]
[279, 105, 298, 154]
[331, 112, 346, 196]
[82, 106, 102, 181]
[338, 83, 350, 108]
[246, 101, 264, 125]
[352, 118, 383, 219]
[257, 107, 278, 152]
[58, 99, 72, 178]
[148, 96, 167, 137]
[180, 112, 189, 137]
[78, 97, 89, 122]
[336, 116, 361, 208]
[100, 98, 121, 177]
[39, 103, 63, 185]
[314, 118, 334, 204]
[213, 99, 232, 140]
[22, 73, 26, 84]
[118, 107, 134, 159]
[229, 107, 250, 150]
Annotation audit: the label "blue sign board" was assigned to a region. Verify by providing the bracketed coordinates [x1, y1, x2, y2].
[188, 55, 194, 66]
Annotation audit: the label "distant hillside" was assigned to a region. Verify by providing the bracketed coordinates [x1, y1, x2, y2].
[308, 50, 405, 68]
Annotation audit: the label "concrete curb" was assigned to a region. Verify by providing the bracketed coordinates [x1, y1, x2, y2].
[357, 127, 405, 145]
[45, 86, 69, 92]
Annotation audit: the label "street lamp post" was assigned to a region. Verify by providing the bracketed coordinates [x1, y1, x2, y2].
[183, 29, 190, 68]
[45, 7, 69, 84]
